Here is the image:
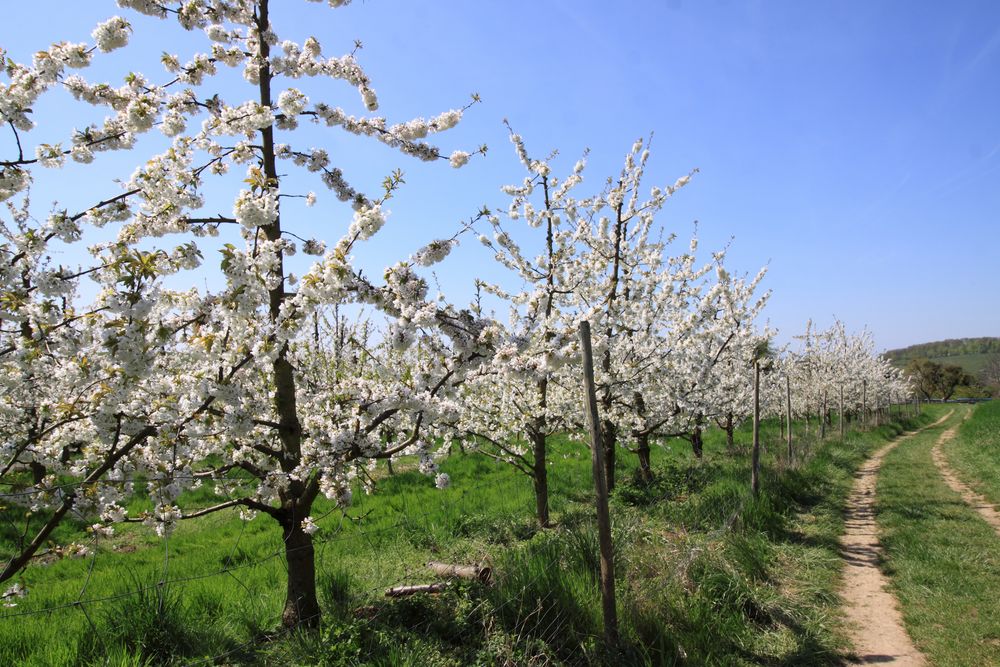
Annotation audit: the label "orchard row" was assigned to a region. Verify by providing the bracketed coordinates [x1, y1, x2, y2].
[0, 0, 910, 627]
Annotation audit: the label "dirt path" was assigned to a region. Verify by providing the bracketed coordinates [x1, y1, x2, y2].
[839, 414, 951, 666]
[930, 416, 1000, 537]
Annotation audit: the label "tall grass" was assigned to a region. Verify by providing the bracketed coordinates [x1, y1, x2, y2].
[877, 404, 1000, 666]
[942, 398, 1000, 503]
[0, 412, 932, 665]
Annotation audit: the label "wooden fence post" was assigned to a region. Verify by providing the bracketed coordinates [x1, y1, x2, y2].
[578, 321, 618, 645]
[862, 380, 868, 427]
[785, 375, 793, 463]
[820, 390, 827, 439]
[839, 385, 845, 441]
[751, 359, 761, 497]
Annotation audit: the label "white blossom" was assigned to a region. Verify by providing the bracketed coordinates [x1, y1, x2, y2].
[92, 16, 132, 52]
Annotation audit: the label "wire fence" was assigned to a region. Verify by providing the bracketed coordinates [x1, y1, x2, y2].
[0, 449, 572, 645]
[0, 412, 905, 664]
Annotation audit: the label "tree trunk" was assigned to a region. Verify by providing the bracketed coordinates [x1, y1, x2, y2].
[257, 0, 316, 631]
[820, 391, 827, 439]
[633, 392, 653, 482]
[691, 424, 704, 459]
[636, 431, 653, 483]
[282, 519, 321, 629]
[531, 430, 550, 527]
[725, 412, 735, 450]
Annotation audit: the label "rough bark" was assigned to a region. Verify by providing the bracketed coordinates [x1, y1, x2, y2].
[530, 429, 550, 527]
[820, 392, 827, 439]
[691, 424, 704, 459]
[578, 321, 619, 645]
[257, 0, 318, 629]
[636, 431, 653, 483]
[598, 196, 627, 493]
[525, 176, 557, 526]
[281, 516, 321, 629]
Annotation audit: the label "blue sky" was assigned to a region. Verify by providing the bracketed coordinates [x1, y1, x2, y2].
[3, 1, 999, 351]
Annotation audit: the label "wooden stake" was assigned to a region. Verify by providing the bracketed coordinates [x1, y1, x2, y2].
[862, 379, 868, 427]
[785, 374, 793, 463]
[839, 385, 845, 441]
[751, 359, 761, 497]
[578, 321, 618, 645]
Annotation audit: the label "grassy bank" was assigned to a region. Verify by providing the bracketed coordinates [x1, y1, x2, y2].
[1, 410, 929, 666]
[877, 403, 1000, 666]
[942, 399, 1000, 504]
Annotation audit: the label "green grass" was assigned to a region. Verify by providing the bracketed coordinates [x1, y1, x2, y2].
[886, 352, 993, 376]
[877, 403, 1000, 666]
[926, 353, 992, 376]
[0, 411, 933, 665]
[943, 399, 1000, 504]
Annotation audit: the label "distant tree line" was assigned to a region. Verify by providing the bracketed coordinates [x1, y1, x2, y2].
[886, 337, 1000, 363]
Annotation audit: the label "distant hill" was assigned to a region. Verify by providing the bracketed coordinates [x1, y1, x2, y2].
[885, 337, 1000, 375]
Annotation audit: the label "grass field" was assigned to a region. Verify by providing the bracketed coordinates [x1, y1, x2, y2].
[886, 352, 993, 381]
[926, 353, 993, 376]
[941, 398, 1000, 504]
[1, 411, 932, 666]
[877, 403, 1000, 666]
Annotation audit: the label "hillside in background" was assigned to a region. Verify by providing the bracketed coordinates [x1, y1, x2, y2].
[884, 337, 1000, 374]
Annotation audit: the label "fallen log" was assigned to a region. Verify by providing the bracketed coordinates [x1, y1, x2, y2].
[426, 560, 493, 584]
[385, 583, 448, 598]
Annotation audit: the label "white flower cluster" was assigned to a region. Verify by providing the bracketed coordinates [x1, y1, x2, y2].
[0, 38, 89, 134]
[300, 516, 320, 535]
[302, 239, 326, 255]
[277, 88, 309, 128]
[411, 239, 455, 267]
[346, 204, 386, 241]
[305, 0, 353, 7]
[207, 102, 275, 137]
[233, 189, 279, 229]
[0, 167, 31, 202]
[46, 212, 82, 242]
[311, 104, 444, 162]
[449, 150, 470, 168]
[115, 0, 168, 18]
[92, 16, 132, 52]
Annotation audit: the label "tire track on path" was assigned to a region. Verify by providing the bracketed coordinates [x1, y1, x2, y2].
[840, 413, 950, 666]
[930, 412, 1000, 537]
